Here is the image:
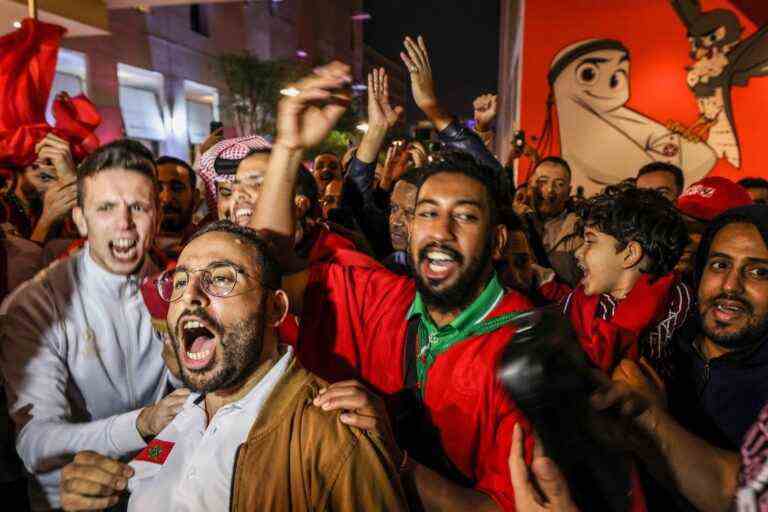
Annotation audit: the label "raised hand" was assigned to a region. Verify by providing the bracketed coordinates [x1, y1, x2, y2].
[32, 179, 78, 242]
[400, 35, 438, 113]
[136, 388, 191, 438]
[274, 61, 352, 151]
[34, 133, 76, 181]
[60, 451, 134, 511]
[313, 380, 404, 468]
[367, 68, 404, 131]
[473, 94, 498, 132]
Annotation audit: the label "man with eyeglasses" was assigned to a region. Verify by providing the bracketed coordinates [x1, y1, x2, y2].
[58, 221, 408, 511]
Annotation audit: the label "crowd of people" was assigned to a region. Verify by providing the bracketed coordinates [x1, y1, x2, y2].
[0, 32, 768, 512]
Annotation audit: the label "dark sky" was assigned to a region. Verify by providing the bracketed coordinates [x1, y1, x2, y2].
[363, 0, 500, 121]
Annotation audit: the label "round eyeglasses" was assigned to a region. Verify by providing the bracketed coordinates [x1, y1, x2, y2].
[157, 263, 260, 303]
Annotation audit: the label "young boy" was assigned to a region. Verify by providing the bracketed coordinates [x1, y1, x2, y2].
[564, 185, 692, 378]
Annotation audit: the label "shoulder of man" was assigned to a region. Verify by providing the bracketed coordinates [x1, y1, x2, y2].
[1, 254, 74, 316]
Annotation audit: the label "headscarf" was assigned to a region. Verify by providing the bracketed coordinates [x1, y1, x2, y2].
[196, 135, 272, 215]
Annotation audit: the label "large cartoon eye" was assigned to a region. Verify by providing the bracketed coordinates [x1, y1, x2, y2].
[609, 69, 627, 90]
[575, 62, 599, 86]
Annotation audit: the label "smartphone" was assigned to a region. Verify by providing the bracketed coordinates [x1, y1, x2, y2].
[210, 121, 223, 134]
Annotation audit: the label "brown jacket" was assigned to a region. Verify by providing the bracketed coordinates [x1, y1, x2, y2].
[230, 358, 408, 511]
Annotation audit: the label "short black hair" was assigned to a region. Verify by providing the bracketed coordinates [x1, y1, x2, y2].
[578, 185, 690, 277]
[187, 220, 282, 290]
[77, 139, 157, 207]
[535, 156, 571, 179]
[738, 177, 768, 190]
[296, 165, 319, 207]
[637, 162, 685, 194]
[156, 156, 196, 191]
[398, 167, 422, 187]
[415, 150, 501, 224]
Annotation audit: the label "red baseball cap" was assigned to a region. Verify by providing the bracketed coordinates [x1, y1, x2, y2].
[677, 177, 753, 222]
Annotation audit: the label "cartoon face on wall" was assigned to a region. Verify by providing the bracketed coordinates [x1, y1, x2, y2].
[548, 38, 716, 196]
[553, 43, 630, 114]
[517, 0, 768, 197]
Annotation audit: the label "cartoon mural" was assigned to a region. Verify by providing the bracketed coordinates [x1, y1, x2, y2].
[518, 0, 768, 194]
[668, 0, 768, 168]
[546, 39, 716, 195]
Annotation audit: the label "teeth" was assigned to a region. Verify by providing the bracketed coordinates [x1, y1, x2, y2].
[235, 208, 253, 219]
[186, 349, 211, 361]
[183, 320, 202, 331]
[427, 251, 453, 261]
[112, 239, 137, 248]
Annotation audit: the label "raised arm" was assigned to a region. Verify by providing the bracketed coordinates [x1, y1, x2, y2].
[345, 67, 404, 206]
[250, 61, 351, 241]
[592, 359, 739, 512]
[250, 62, 351, 314]
[401, 36, 506, 191]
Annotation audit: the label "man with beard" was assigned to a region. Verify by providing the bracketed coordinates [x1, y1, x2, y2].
[0, 140, 187, 510]
[669, 204, 768, 450]
[252, 61, 555, 511]
[587, 204, 768, 512]
[155, 156, 200, 258]
[57, 221, 407, 511]
[525, 157, 583, 287]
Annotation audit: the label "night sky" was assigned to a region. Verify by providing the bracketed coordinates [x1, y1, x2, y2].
[363, 0, 501, 122]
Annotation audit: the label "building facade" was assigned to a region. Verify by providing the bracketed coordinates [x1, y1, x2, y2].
[31, 0, 364, 161]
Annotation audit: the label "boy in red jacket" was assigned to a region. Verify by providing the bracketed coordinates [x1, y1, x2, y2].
[564, 185, 692, 378]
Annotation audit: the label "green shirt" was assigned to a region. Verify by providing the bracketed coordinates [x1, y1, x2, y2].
[407, 273, 522, 397]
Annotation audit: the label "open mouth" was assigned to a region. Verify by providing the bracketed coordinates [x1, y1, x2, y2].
[180, 318, 218, 370]
[711, 299, 749, 323]
[233, 203, 254, 226]
[109, 238, 139, 262]
[420, 247, 461, 283]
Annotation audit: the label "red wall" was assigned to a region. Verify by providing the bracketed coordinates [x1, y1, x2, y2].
[519, 0, 768, 188]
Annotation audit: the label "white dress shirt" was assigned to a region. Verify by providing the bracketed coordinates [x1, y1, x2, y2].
[127, 346, 294, 512]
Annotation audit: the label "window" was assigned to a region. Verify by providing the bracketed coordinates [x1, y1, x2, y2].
[186, 100, 214, 145]
[46, 49, 88, 125]
[119, 86, 166, 141]
[190, 4, 209, 37]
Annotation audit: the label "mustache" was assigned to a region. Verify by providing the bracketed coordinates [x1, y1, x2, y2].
[418, 243, 464, 265]
[705, 293, 754, 314]
[174, 307, 223, 337]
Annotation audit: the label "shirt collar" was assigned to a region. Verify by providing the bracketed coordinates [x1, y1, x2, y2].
[407, 273, 505, 336]
[188, 345, 295, 415]
[79, 243, 156, 300]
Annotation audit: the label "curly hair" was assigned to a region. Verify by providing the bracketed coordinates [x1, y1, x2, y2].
[578, 185, 690, 277]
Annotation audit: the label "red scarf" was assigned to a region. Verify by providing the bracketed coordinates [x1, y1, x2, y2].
[565, 273, 678, 373]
